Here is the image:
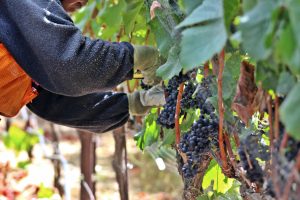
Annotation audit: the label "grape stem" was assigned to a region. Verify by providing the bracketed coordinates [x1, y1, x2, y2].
[217, 49, 228, 171]
[126, 80, 133, 93]
[280, 132, 289, 154]
[175, 83, 184, 144]
[233, 131, 240, 148]
[274, 95, 280, 140]
[204, 62, 209, 78]
[144, 29, 150, 45]
[224, 133, 240, 175]
[267, 95, 274, 154]
[116, 26, 124, 43]
[223, 132, 239, 179]
[243, 146, 254, 169]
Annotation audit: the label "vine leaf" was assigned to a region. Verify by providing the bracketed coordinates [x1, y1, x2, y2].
[177, 0, 223, 28]
[280, 83, 300, 140]
[156, 45, 182, 80]
[239, 1, 276, 60]
[283, 0, 300, 74]
[202, 160, 235, 194]
[242, 0, 258, 12]
[276, 71, 296, 96]
[256, 62, 279, 91]
[182, 0, 203, 14]
[134, 109, 160, 150]
[180, 110, 198, 132]
[274, 23, 296, 67]
[288, 0, 300, 47]
[180, 20, 227, 71]
[148, 16, 173, 58]
[177, 0, 227, 71]
[223, 0, 240, 30]
[161, 128, 175, 146]
[99, 0, 126, 39]
[123, 0, 144, 34]
[223, 53, 241, 100]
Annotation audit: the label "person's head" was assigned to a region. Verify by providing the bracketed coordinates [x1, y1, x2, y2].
[61, 0, 88, 13]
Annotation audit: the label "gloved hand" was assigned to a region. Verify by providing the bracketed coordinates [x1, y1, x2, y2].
[133, 45, 165, 85]
[127, 85, 166, 116]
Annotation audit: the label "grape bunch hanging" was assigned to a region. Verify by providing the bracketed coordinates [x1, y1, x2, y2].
[155, 66, 300, 200]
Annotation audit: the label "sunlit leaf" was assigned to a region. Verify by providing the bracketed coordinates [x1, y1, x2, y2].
[180, 20, 227, 71]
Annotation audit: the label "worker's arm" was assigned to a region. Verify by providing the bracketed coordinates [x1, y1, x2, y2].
[27, 85, 166, 133]
[1, 0, 133, 96]
[27, 88, 130, 133]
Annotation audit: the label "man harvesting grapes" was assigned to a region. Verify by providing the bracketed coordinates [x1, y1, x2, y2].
[0, 0, 165, 132]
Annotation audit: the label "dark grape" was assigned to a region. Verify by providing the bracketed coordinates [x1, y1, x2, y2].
[181, 81, 197, 110]
[179, 113, 219, 179]
[238, 143, 264, 186]
[157, 73, 190, 128]
[140, 81, 152, 90]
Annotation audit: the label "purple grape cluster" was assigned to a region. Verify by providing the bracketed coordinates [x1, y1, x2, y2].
[180, 77, 214, 112]
[157, 73, 190, 129]
[180, 113, 219, 179]
[238, 142, 264, 186]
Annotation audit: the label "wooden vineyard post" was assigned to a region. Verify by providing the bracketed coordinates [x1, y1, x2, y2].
[112, 126, 129, 200]
[50, 123, 64, 197]
[78, 130, 96, 200]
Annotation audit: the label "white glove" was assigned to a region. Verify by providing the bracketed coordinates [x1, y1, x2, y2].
[127, 85, 166, 116]
[133, 45, 165, 85]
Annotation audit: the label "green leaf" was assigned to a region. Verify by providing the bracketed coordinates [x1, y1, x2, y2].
[202, 161, 235, 193]
[286, 0, 300, 74]
[180, 19, 227, 71]
[134, 110, 160, 150]
[223, 53, 241, 100]
[123, 0, 144, 33]
[156, 45, 182, 80]
[223, 0, 240, 30]
[149, 17, 173, 58]
[177, 0, 223, 28]
[183, 0, 204, 13]
[72, 1, 96, 30]
[214, 181, 242, 199]
[256, 62, 278, 91]
[222, 72, 234, 100]
[280, 83, 300, 140]
[288, 47, 300, 75]
[287, 0, 300, 45]
[239, 1, 276, 60]
[99, 0, 126, 39]
[17, 161, 31, 169]
[180, 110, 198, 132]
[4, 126, 27, 153]
[242, 0, 258, 12]
[274, 23, 297, 65]
[276, 71, 296, 96]
[162, 128, 175, 146]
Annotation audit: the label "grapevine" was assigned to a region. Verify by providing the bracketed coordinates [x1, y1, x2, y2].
[74, 0, 300, 199]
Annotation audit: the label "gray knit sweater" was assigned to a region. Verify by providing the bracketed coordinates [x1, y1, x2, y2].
[0, 0, 134, 133]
